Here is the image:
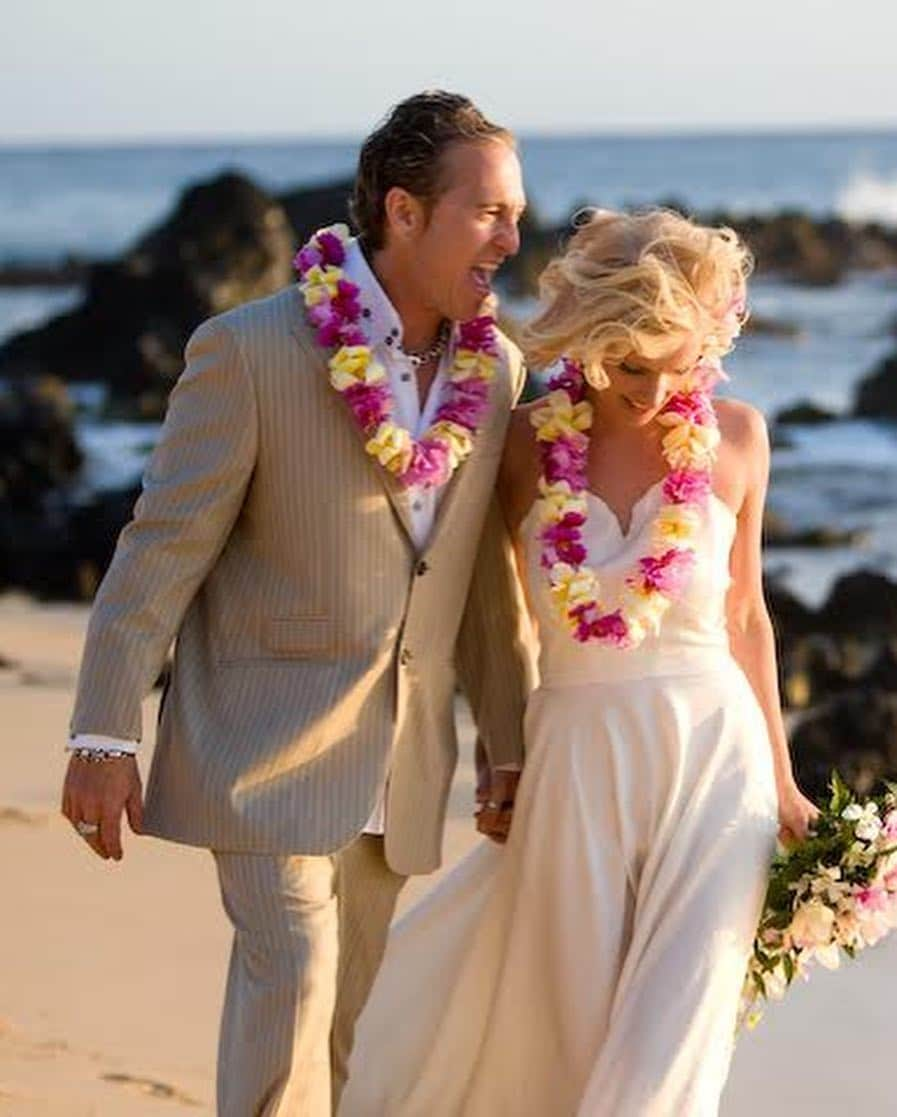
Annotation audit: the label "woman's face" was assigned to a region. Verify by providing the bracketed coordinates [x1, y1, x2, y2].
[598, 334, 704, 427]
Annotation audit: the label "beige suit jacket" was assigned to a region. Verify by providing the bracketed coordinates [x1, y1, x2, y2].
[70, 285, 534, 874]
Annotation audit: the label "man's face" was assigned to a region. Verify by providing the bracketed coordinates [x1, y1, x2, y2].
[401, 139, 526, 323]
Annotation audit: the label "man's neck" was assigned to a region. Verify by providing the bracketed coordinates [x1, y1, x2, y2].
[368, 244, 444, 352]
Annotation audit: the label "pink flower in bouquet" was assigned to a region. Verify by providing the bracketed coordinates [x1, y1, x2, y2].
[883, 809, 897, 841]
[855, 885, 889, 914]
[662, 468, 712, 507]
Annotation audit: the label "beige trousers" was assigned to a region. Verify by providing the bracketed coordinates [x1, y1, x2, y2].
[214, 836, 406, 1117]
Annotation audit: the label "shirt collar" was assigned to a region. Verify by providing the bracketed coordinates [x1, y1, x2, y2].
[343, 238, 405, 352]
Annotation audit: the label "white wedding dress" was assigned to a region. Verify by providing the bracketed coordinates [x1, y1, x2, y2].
[341, 483, 779, 1116]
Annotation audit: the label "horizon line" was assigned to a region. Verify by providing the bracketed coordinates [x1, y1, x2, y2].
[2, 120, 897, 151]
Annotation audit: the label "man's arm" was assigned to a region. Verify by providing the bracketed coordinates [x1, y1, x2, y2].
[455, 493, 536, 842]
[62, 317, 258, 859]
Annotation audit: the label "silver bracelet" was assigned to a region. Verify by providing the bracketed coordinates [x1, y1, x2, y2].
[71, 746, 133, 762]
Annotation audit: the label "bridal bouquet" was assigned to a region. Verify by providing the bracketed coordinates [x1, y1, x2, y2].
[738, 773, 897, 1031]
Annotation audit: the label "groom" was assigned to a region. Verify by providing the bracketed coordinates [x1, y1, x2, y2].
[61, 91, 532, 1114]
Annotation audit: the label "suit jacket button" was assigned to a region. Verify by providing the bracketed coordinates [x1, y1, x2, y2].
[416, 560, 429, 576]
[400, 647, 412, 666]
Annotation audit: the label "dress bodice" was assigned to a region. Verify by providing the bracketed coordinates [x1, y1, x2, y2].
[521, 481, 737, 685]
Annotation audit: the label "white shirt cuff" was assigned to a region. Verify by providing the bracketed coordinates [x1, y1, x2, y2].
[68, 734, 138, 754]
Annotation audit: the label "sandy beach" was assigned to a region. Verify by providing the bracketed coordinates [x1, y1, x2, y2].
[1, 593, 895, 1116]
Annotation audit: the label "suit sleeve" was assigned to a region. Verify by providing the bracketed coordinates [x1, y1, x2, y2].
[70, 318, 258, 740]
[454, 493, 537, 769]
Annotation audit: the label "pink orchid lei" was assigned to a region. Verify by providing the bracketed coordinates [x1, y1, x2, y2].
[531, 355, 727, 648]
[294, 223, 498, 489]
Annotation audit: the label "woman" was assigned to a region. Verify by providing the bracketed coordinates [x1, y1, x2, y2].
[341, 209, 818, 1116]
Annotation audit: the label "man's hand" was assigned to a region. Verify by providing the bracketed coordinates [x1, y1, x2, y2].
[61, 754, 144, 861]
[475, 768, 520, 845]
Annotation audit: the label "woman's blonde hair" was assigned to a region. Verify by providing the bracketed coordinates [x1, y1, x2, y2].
[522, 208, 752, 387]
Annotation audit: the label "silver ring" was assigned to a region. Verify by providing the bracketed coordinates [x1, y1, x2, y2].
[76, 820, 99, 836]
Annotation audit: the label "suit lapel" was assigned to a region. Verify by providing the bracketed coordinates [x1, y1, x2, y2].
[289, 314, 417, 544]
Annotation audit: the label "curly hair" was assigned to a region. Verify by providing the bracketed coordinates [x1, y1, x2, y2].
[522, 208, 752, 387]
[351, 90, 515, 251]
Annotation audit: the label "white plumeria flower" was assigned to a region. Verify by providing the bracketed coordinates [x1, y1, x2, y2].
[843, 802, 883, 842]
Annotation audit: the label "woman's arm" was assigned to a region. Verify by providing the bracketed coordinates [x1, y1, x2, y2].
[723, 401, 818, 843]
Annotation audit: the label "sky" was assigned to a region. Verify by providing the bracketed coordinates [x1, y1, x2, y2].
[2, 0, 896, 143]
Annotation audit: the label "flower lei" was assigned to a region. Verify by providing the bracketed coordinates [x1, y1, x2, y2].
[532, 352, 730, 649]
[294, 223, 499, 489]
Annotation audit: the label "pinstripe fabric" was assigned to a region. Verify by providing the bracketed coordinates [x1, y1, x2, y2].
[213, 850, 338, 1116]
[330, 837, 406, 1111]
[70, 284, 534, 874]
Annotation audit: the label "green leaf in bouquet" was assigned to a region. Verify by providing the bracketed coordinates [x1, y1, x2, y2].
[783, 954, 795, 985]
[828, 770, 853, 816]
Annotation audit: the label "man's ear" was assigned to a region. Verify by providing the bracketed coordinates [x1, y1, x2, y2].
[383, 186, 426, 243]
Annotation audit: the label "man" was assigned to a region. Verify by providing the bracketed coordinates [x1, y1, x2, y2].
[62, 90, 533, 1115]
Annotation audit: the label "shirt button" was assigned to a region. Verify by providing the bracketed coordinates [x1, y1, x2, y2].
[401, 372, 411, 382]
[416, 560, 429, 576]
[400, 647, 413, 666]
[412, 500, 423, 512]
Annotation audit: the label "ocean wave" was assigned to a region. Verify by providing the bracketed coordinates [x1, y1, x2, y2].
[837, 169, 897, 226]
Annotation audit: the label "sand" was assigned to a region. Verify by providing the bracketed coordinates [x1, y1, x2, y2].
[1, 593, 894, 1115]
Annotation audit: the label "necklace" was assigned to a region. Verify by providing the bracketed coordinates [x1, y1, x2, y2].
[401, 322, 451, 368]
[294, 224, 498, 490]
[532, 357, 722, 648]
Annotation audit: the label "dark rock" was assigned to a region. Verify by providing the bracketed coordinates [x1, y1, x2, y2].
[764, 576, 818, 641]
[853, 353, 897, 420]
[0, 173, 295, 420]
[278, 178, 353, 245]
[0, 378, 82, 514]
[763, 508, 867, 549]
[790, 689, 897, 799]
[774, 400, 840, 426]
[818, 569, 897, 639]
[743, 314, 804, 339]
[0, 257, 88, 289]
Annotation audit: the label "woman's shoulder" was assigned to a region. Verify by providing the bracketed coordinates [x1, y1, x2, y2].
[715, 396, 768, 451]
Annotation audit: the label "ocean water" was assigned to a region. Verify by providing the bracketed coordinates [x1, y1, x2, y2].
[2, 131, 897, 604]
[2, 131, 897, 262]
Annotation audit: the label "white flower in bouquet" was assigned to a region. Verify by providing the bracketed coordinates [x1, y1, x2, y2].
[738, 774, 897, 1033]
[788, 899, 835, 949]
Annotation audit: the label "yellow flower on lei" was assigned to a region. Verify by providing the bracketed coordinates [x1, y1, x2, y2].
[328, 346, 386, 391]
[621, 586, 671, 642]
[661, 421, 721, 469]
[549, 562, 601, 614]
[300, 263, 344, 306]
[537, 478, 588, 523]
[452, 348, 498, 381]
[365, 422, 414, 475]
[530, 390, 592, 442]
[652, 504, 702, 550]
[429, 420, 475, 467]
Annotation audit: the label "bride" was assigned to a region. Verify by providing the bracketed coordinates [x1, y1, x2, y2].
[340, 208, 818, 1116]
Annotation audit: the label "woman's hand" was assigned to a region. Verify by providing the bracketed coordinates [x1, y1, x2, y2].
[777, 778, 819, 846]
